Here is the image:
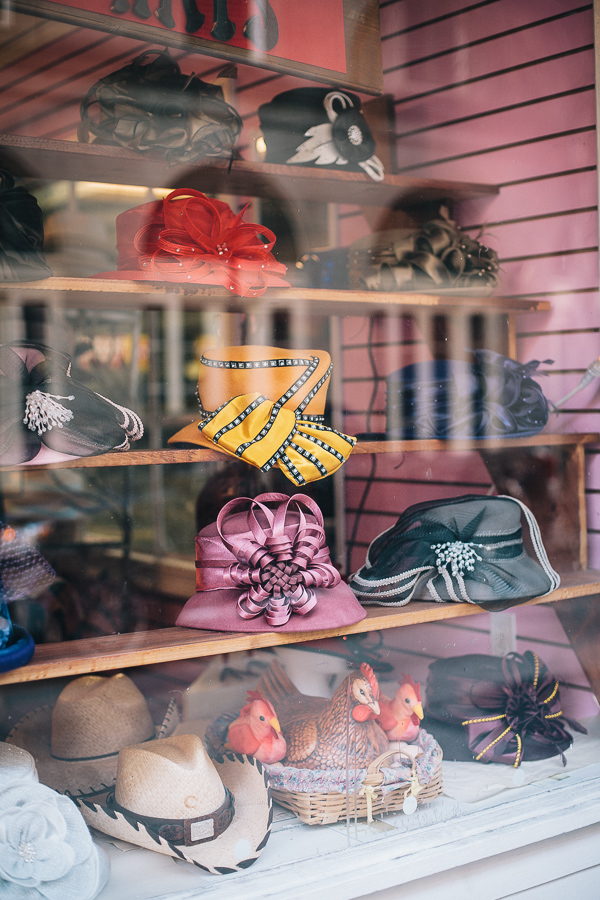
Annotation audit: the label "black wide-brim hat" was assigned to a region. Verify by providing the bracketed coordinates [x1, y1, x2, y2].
[0, 342, 144, 465]
[258, 87, 383, 180]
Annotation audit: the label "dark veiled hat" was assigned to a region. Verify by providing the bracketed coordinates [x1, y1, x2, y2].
[0, 342, 143, 465]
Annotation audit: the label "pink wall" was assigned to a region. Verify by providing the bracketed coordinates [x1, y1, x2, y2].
[341, 0, 600, 580]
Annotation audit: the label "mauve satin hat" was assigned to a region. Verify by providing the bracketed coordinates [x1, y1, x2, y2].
[177, 492, 366, 632]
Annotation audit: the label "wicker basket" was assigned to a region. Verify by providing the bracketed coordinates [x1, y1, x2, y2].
[271, 748, 444, 826]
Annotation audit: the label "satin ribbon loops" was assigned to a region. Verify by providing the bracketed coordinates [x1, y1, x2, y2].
[133, 189, 288, 297]
[462, 651, 585, 766]
[216, 494, 340, 627]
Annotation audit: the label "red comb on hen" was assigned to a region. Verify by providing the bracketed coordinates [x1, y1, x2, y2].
[360, 662, 379, 699]
[400, 673, 422, 702]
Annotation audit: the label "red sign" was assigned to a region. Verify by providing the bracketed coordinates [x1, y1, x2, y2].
[42, 0, 347, 72]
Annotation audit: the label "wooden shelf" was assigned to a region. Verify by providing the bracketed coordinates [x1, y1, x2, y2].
[1, 570, 599, 685]
[4, 432, 596, 472]
[0, 276, 550, 316]
[0, 134, 499, 206]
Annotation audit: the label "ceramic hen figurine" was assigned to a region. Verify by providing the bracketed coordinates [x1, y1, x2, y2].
[257, 660, 389, 770]
[377, 674, 424, 743]
[226, 690, 287, 764]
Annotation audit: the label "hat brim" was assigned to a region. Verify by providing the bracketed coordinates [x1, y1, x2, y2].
[6, 699, 179, 798]
[177, 583, 366, 633]
[77, 752, 272, 875]
[168, 420, 217, 449]
[93, 270, 291, 290]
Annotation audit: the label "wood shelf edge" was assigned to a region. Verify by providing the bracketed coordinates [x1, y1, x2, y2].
[0, 133, 498, 202]
[1, 570, 598, 686]
[0, 278, 548, 313]
[3, 434, 598, 472]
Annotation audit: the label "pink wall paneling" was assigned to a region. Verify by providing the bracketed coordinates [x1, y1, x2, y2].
[342, 341, 430, 384]
[338, 212, 372, 248]
[344, 412, 386, 436]
[342, 313, 422, 347]
[458, 169, 598, 228]
[344, 472, 485, 512]
[343, 449, 492, 483]
[395, 90, 595, 174]
[381, 0, 589, 67]
[392, 50, 594, 145]
[516, 292, 600, 335]
[383, 8, 593, 104]
[497, 250, 598, 297]
[582, 483, 600, 534]
[397, 128, 596, 186]
[517, 330, 600, 374]
[342, 377, 387, 415]
[584, 528, 600, 567]
[479, 210, 598, 262]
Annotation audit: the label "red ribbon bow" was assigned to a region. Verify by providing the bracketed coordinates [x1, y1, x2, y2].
[133, 189, 290, 297]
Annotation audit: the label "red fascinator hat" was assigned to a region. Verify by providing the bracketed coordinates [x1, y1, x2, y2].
[95, 189, 290, 297]
[177, 492, 366, 633]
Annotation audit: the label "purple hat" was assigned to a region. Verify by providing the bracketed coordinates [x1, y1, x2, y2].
[177, 492, 366, 633]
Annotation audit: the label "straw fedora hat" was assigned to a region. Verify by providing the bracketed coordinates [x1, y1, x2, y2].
[77, 733, 272, 875]
[6, 672, 178, 798]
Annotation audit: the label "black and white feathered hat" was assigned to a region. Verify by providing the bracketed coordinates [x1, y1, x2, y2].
[258, 87, 384, 182]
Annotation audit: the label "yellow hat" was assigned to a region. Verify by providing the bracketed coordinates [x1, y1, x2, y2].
[169, 346, 356, 486]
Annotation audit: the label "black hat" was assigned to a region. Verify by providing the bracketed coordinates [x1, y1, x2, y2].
[0, 342, 144, 465]
[0, 167, 52, 282]
[258, 88, 384, 181]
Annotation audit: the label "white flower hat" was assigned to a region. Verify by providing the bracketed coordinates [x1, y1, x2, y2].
[0, 741, 110, 900]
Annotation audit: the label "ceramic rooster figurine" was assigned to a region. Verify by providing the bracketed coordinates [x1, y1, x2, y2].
[376, 674, 424, 743]
[226, 690, 287, 764]
[257, 660, 389, 770]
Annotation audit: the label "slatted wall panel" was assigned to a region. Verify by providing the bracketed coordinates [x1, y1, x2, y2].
[0, 12, 314, 156]
[342, 0, 600, 576]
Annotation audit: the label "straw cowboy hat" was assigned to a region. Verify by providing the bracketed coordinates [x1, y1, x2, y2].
[76, 733, 272, 875]
[6, 673, 178, 798]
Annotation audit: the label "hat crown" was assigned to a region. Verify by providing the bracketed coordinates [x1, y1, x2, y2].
[114, 734, 226, 820]
[197, 345, 332, 416]
[51, 673, 155, 760]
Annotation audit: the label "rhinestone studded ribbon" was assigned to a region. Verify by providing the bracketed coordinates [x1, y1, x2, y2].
[197, 493, 341, 626]
[195, 353, 356, 486]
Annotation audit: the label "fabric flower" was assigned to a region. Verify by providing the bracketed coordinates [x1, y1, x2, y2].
[131, 189, 290, 297]
[218, 494, 341, 626]
[0, 780, 109, 900]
